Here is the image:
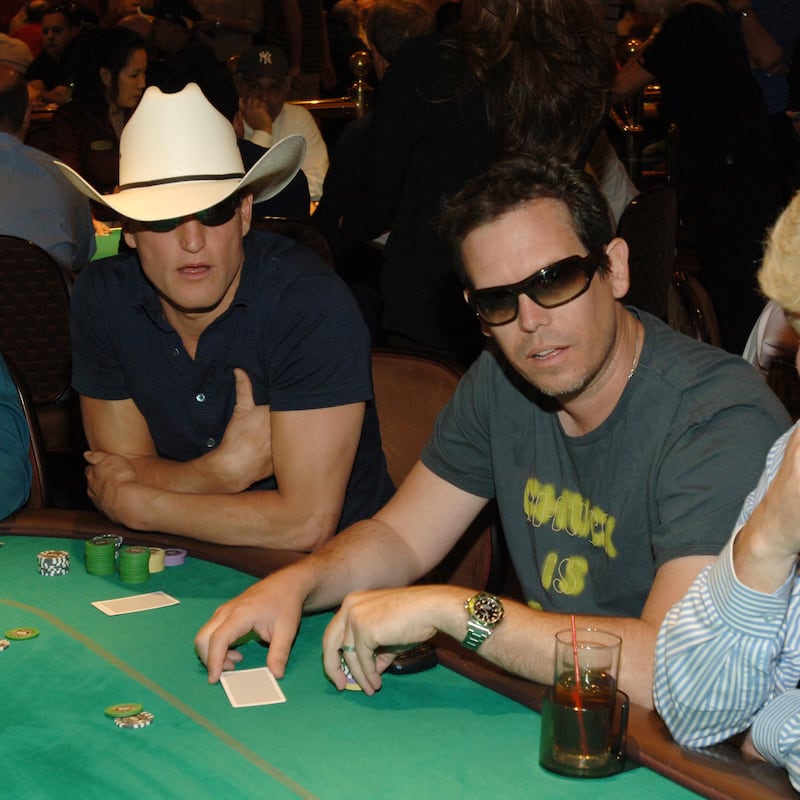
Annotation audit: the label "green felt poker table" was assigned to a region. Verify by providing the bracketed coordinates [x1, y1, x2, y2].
[0, 513, 794, 800]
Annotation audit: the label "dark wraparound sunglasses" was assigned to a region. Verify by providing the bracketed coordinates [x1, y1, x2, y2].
[134, 195, 241, 234]
[466, 248, 607, 326]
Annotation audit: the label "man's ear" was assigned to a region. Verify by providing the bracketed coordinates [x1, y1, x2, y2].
[463, 288, 492, 338]
[122, 224, 137, 250]
[604, 237, 630, 300]
[239, 192, 253, 236]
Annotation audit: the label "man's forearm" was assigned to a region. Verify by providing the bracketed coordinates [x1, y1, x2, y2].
[105, 482, 341, 550]
[297, 519, 425, 612]
[654, 547, 787, 746]
[129, 451, 253, 495]
[469, 602, 661, 708]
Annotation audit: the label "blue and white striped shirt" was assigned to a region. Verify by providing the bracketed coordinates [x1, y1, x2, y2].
[654, 423, 800, 791]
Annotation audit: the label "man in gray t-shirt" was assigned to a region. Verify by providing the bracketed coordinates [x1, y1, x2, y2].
[195, 156, 789, 709]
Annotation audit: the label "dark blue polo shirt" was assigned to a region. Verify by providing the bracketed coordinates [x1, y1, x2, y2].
[71, 229, 394, 530]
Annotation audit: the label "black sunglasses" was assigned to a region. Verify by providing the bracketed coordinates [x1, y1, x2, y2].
[467, 248, 607, 326]
[134, 195, 241, 234]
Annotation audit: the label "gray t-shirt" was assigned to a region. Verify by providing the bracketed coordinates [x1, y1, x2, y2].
[422, 311, 790, 617]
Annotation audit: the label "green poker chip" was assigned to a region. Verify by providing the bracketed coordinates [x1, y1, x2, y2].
[105, 702, 144, 718]
[5, 627, 39, 640]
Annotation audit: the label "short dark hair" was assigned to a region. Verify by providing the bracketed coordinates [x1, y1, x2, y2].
[439, 156, 613, 288]
[0, 67, 28, 133]
[42, 3, 82, 26]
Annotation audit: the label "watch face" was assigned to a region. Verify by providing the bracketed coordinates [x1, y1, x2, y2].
[470, 593, 503, 625]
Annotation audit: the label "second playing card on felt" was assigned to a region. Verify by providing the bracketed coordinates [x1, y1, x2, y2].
[219, 667, 287, 707]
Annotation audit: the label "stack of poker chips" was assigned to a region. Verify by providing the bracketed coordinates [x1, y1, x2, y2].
[163, 547, 187, 567]
[37, 549, 70, 576]
[105, 703, 154, 729]
[148, 547, 166, 573]
[118, 546, 150, 584]
[84, 537, 118, 576]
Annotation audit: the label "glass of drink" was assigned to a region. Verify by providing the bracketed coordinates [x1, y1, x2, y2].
[539, 627, 629, 778]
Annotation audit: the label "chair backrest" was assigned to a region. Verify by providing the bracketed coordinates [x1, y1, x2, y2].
[0, 235, 72, 405]
[371, 349, 462, 487]
[669, 269, 722, 347]
[4, 356, 49, 509]
[371, 348, 494, 589]
[617, 185, 678, 320]
[617, 188, 722, 345]
[250, 216, 336, 270]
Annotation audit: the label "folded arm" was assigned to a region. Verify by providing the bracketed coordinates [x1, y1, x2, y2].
[82, 374, 366, 549]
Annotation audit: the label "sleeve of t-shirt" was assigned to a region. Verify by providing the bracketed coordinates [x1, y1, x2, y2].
[650, 368, 791, 568]
[264, 265, 374, 412]
[70, 261, 132, 401]
[420, 350, 496, 499]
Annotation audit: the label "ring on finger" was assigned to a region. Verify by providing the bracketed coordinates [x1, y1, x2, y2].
[340, 644, 356, 652]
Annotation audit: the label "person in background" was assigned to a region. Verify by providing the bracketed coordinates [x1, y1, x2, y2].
[0, 31, 33, 76]
[654, 190, 800, 792]
[233, 44, 329, 203]
[324, 0, 370, 98]
[193, 0, 262, 63]
[8, 0, 47, 58]
[311, 0, 434, 341]
[0, 63, 95, 270]
[57, 83, 393, 549]
[26, 3, 82, 106]
[726, 0, 800, 206]
[335, 0, 620, 367]
[262, 0, 335, 99]
[195, 156, 788, 708]
[51, 25, 147, 234]
[0, 353, 31, 521]
[614, 0, 785, 355]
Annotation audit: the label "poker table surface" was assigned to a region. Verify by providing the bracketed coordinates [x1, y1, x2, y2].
[0, 525, 793, 800]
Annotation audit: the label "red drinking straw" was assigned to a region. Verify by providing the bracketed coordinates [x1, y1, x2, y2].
[570, 614, 589, 756]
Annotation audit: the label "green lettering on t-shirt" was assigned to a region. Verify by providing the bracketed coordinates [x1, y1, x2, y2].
[540, 550, 588, 597]
[523, 477, 617, 557]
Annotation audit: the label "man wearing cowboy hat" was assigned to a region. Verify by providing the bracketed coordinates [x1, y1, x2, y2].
[58, 82, 394, 549]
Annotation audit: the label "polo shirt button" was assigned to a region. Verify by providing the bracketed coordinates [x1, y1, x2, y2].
[205, 437, 215, 448]
[171, 347, 180, 357]
[196, 393, 205, 402]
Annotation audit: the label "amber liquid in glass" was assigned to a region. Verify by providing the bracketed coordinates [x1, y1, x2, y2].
[548, 669, 617, 770]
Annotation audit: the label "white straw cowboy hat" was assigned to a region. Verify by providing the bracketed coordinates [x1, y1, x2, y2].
[54, 82, 306, 222]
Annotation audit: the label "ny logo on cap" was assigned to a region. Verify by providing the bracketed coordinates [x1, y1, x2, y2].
[258, 50, 274, 65]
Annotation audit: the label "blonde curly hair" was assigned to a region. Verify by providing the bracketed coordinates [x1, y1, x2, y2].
[759, 194, 800, 316]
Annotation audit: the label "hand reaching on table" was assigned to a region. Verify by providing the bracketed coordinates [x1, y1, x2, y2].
[195, 568, 307, 683]
[322, 585, 460, 695]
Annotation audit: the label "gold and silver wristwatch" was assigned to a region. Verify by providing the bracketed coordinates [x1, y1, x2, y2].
[462, 592, 504, 651]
